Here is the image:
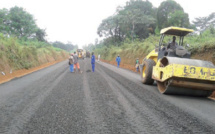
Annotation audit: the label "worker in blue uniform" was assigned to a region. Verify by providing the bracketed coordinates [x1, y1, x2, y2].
[91, 52, 95, 72]
[116, 54, 121, 68]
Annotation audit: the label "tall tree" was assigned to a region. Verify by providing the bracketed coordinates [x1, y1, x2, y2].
[97, 0, 156, 43]
[118, 0, 156, 39]
[157, 0, 190, 29]
[168, 10, 190, 27]
[9, 6, 38, 38]
[0, 6, 47, 41]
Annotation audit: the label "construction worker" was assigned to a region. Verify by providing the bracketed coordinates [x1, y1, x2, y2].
[73, 51, 82, 73]
[116, 54, 121, 68]
[167, 36, 178, 50]
[69, 53, 74, 72]
[135, 58, 140, 72]
[91, 52, 95, 72]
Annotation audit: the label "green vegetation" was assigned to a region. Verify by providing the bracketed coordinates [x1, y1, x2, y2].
[93, 28, 215, 64]
[0, 6, 71, 73]
[0, 34, 68, 72]
[96, 0, 191, 44]
[51, 41, 78, 52]
[84, 0, 215, 64]
[157, 0, 190, 29]
[94, 36, 158, 61]
[0, 6, 46, 41]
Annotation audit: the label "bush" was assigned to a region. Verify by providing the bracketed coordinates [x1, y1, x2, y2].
[94, 29, 215, 63]
[0, 35, 68, 71]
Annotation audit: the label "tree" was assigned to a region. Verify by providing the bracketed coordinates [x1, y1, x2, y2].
[0, 8, 10, 34]
[97, 16, 117, 37]
[168, 10, 190, 27]
[157, 0, 190, 29]
[118, 0, 156, 40]
[0, 6, 47, 41]
[118, 7, 156, 40]
[8, 6, 38, 38]
[35, 28, 46, 42]
[52, 41, 77, 52]
[193, 12, 215, 32]
[97, 0, 156, 43]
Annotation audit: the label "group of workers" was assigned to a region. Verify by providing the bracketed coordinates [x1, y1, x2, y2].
[69, 51, 82, 73]
[68, 52, 139, 73]
[69, 52, 96, 73]
[68, 36, 179, 73]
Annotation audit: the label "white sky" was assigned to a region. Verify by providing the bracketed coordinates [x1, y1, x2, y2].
[0, 0, 215, 48]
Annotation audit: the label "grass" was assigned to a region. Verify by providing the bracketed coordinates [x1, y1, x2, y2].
[0, 34, 68, 72]
[94, 29, 215, 63]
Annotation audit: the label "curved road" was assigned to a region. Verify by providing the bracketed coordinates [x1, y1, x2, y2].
[0, 59, 215, 134]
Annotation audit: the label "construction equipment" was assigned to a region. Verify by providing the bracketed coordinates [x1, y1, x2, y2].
[140, 27, 215, 97]
[86, 51, 90, 58]
[76, 49, 85, 59]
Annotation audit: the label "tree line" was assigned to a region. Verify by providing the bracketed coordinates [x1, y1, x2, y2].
[92, 0, 215, 49]
[0, 6, 76, 52]
[51, 41, 78, 52]
[0, 6, 46, 41]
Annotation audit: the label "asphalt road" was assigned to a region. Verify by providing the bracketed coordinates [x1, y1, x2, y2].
[0, 59, 215, 134]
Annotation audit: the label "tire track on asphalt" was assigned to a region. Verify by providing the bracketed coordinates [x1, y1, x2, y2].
[85, 61, 136, 134]
[98, 65, 176, 133]
[5, 66, 68, 134]
[20, 63, 87, 133]
[96, 66, 151, 134]
[98, 62, 215, 134]
[83, 62, 109, 134]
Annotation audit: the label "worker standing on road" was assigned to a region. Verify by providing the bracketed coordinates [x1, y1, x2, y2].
[135, 58, 140, 72]
[91, 52, 95, 72]
[73, 51, 82, 73]
[116, 54, 121, 68]
[69, 53, 74, 72]
[98, 54, 100, 62]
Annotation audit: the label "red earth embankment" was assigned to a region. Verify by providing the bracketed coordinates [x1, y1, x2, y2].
[0, 59, 66, 84]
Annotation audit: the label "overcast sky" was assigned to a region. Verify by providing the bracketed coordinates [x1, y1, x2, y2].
[0, 0, 214, 48]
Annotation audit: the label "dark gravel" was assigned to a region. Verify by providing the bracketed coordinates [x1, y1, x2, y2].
[0, 59, 215, 134]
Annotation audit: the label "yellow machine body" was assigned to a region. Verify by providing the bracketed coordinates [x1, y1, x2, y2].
[144, 49, 158, 64]
[140, 27, 215, 97]
[76, 49, 85, 59]
[153, 63, 215, 83]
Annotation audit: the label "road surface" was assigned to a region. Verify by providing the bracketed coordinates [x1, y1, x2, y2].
[0, 59, 215, 134]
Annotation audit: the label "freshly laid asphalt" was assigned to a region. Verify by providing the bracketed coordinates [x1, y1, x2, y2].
[0, 59, 215, 134]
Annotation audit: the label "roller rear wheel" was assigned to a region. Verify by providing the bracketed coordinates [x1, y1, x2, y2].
[157, 79, 213, 97]
[141, 59, 156, 85]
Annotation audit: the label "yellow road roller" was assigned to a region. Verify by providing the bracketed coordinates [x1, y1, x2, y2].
[140, 27, 215, 97]
[77, 49, 85, 59]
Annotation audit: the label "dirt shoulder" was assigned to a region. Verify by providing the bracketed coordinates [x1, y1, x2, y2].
[0, 59, 66, 84]
[101, 59, 139, 73]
